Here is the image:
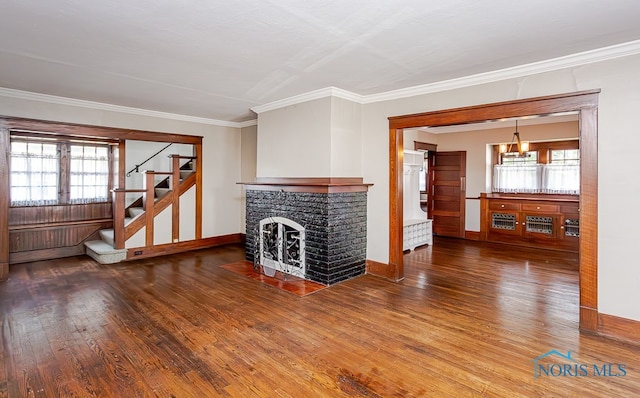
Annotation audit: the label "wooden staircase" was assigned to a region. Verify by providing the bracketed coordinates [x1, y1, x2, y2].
[85, 155, 197, 264]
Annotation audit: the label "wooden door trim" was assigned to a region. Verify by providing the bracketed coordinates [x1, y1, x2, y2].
[388, 89, 600, 332]
[414, 141, 437, 152]
[0, 127, 9, 281]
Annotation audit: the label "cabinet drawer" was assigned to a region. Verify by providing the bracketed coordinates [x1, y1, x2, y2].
[522, 203, 558, 212]
[489, 201, 520, 211]
[560, 204, 579, 214]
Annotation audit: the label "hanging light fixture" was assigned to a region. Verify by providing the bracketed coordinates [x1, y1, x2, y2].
[499, 120, 530, 157]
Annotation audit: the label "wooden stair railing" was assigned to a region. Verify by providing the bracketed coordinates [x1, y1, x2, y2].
[111, 155, 197, 250]
[112, 188, 145, 249]
[171, 155, 197, 243]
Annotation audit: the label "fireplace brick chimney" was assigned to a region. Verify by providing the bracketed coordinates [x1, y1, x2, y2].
[243, 178, 371, 285]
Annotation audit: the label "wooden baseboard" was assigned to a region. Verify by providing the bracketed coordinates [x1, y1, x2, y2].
[599, 313, 640, 345]
[580, 306, 599, 332]
[126, 233, 244, 260]
[0, 263, 8, 282]
[366, 259, 402, 282]
[464, 230, 480, 240]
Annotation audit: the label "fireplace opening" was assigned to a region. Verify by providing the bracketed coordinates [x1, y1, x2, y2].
[259, 217, 305, 278]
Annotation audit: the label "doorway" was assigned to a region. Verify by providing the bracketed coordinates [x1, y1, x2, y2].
[409, 141, 467, 238]
[388, 90, 599, 332]
[428, 151, 466, 238]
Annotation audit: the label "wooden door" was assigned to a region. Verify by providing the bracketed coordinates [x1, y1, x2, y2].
[428, 151, 466, 238]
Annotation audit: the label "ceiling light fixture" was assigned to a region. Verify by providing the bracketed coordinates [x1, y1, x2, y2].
[499, 120, 530, 157]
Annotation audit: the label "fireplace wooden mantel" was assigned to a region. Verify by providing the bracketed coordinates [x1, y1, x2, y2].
[239, 177, 373, 193]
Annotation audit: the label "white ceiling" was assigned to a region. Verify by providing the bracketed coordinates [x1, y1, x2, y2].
[2, 0, 640, 124]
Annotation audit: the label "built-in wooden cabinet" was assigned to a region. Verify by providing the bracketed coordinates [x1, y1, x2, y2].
[480, 193, 579, 252]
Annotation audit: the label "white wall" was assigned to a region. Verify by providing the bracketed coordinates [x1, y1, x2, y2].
[256, 96, 362, 178]
[126, 141, 193, 185]
[180, 186, 196, 241]
[330, 97, 362, 177]
[201, 126, 242, 237]
[362, 54, 640, 321]
[240, 125, 257, 233]
[403, 129, 438, 150]
[154, 207, 173, 245]
[0, 95, 243, 240]
[256, 97, 332, 177]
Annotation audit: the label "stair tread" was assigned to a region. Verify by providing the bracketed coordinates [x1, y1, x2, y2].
[129, 207, 145, 217]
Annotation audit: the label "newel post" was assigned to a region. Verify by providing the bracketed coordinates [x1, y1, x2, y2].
[171, 155, 180, 243]
[143, 171, 155, 246]
[112, 189, 126, 249]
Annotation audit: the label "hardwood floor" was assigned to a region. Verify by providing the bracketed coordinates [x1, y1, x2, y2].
[1, 238, 638, 397]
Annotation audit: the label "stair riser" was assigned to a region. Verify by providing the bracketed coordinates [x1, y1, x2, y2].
[99, 230, 115, 246]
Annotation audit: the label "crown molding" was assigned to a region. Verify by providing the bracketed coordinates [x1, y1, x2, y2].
[251, 86, 364, 114]
[363, 39, 640, 104]
[254, 39, 640, 111]
[238, 119, 258, 128]
[0, 87, 246, 128]
[3, 40, 639, 123]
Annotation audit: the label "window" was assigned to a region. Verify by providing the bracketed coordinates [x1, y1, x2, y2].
[493, 163, 543, 193]
[493, 151, 541, 193]
[501, 151, 538, 165]
[543, 149, 580, 194]
[10, 137, 112, 206]
[550, 149, 579, 165]
[492, 141, 579, 195]
[10, 141, 60, 206]
[70, 145, 110, 203]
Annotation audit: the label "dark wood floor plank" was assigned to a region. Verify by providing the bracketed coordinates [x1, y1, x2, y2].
[0, 240, 639, 397]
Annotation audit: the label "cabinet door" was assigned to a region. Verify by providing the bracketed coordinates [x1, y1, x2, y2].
[489, 211, 521, 236]
[557, 213, 580, 251]
[522, 213, 558, 241]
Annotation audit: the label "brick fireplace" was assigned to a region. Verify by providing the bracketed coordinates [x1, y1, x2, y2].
[243, 178, 371, 285]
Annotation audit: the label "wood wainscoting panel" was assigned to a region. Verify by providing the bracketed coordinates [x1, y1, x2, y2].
[8, 203, 112, 226]
[8, 220, 111, 264]
[7, 203, 114, 264]
[9, 222, 111, 253]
